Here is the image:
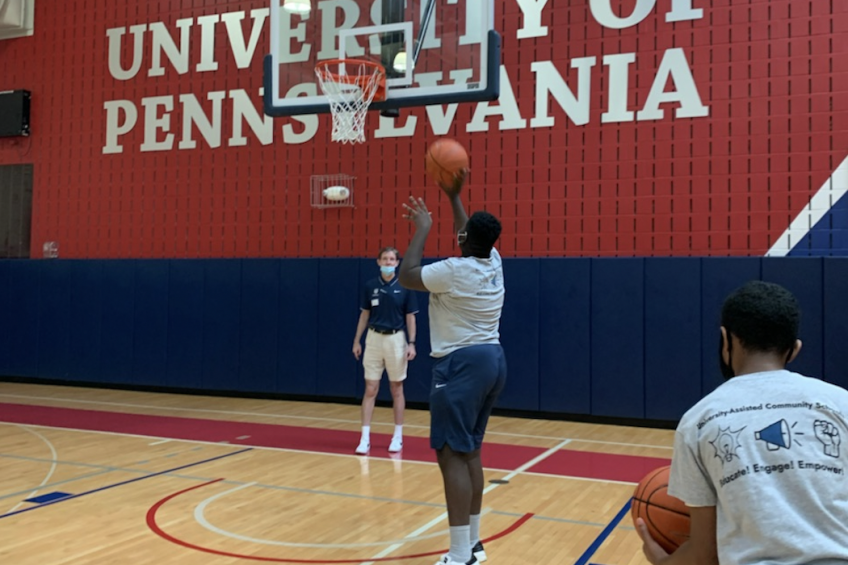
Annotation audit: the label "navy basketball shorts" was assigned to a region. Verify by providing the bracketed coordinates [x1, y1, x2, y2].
[429, 344, 507, 452]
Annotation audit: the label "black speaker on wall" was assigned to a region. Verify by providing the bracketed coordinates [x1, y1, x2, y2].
[0, 90, 31, 137]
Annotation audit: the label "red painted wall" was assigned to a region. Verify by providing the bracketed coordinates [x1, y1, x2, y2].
[0, 0, 845, 258]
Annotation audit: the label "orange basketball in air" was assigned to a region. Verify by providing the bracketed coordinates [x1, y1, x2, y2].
[631, 465, 691, 553]
[425, 138, 469, 188]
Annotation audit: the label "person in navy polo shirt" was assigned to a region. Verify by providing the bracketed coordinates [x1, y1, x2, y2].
[352, 246, 419, 455]
[398, 170, 506, 565]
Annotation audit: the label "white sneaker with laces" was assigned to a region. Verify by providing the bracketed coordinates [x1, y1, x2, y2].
[355, 439, 370, 455]
[388, 436, 403, 452]
[471, 541, 487, 562]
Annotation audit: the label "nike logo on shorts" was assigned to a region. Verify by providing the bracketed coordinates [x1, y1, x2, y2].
[435, 383, 447, 389]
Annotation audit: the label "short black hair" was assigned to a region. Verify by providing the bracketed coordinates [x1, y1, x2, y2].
[465, 211, 502, 255]
[721, 281, 800, 355]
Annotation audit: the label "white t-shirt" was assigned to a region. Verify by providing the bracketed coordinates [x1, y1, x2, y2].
[420, 247, 504, 357]
[670, 370, 848, 565]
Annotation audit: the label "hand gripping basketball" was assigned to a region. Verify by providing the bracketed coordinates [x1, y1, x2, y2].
[631, 465, 690, 555]
[438, 167, 468, 198]
[425, 138, 469, 196]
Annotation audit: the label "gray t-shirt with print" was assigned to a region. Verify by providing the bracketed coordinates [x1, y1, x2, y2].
[420, 247, 504, 358]
[670, 370, 848, 565]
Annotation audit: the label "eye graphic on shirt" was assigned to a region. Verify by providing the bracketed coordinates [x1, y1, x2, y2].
[709, 426, 746, 464]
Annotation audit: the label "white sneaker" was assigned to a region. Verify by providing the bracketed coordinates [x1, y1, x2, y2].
[472, 541, 487, 562]
[355, 439, 370, 455]
[434, 555, 477, 565]
[388, 436, 403, 452]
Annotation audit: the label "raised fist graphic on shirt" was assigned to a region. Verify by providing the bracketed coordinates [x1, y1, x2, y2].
[814, 420, 841, 458]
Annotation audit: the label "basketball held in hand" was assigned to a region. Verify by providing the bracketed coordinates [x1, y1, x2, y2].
[425, 138, 469, 193]
[631, 465, 691, 553]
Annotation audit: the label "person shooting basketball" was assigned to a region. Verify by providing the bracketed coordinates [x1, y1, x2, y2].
[398, 145, 507, 565]
[636, 281, 848, 565]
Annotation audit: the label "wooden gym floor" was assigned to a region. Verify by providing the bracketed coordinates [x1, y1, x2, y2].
[0, 382, 673, 565]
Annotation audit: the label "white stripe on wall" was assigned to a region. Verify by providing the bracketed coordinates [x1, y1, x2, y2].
[766, 155, 848, 257]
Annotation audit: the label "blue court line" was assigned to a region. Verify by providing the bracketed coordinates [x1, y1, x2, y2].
[573, 498, 632, 565]
[0, 447, 252, 520]
[0, 468, 115, 501]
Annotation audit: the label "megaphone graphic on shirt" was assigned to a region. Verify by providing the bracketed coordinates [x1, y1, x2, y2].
[755, 419, 791, 451]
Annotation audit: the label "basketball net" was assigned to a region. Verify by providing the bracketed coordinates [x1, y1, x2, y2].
[315, 59, 386, 144]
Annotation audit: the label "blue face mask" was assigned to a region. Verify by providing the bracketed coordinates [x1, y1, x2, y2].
[380, 266, 395, 276]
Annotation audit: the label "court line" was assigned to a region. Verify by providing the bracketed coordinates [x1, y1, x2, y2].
[0, 467, 115, 502]
[188, 439, 586, 560]
[0, 419, 649, 487]
[0, 449, 618, 529]
[194, 481, 452, 548]
[147, 478, 534, 563]
[0, 448, 252, 520]
[357, 439, 572, 564]
[4, 426, 59, 514]
[573, 498, 632, 565]
[0, 392, 673, 448]
[497, 438, 571, 482]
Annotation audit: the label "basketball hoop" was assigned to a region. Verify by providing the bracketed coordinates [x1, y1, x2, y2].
[315, 59, 387, 144]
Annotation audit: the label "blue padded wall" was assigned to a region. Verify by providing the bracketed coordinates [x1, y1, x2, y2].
[202, 260, 242, 391]
[824, 260, 848, 389]
[132, 260, 169, 387]
[0, 261, 9, 370]
[277, 259, 320, 396]
[1, 257, 846, 423]
[591, 259, 645, 418]
[67, 261, 104, 383]
[644, 260, 702, 421]
[239, 259, 280, 393]
[498, 259, 540, 411]
[167, 261, 204, 390]
[317, 259, 360, 398]
[762, 258, 824, 380]
[6, 261, 40, 377]
[100, 261, 136, 385]
[538, 259, 591, 415]
[37, 260, 72, 380]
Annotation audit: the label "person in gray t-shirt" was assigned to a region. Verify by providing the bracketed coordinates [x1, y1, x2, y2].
[637, 281, 848, 565]
[399, 170, 506, 565]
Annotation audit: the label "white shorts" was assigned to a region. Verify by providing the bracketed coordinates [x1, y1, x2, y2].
[363, 329, 408, 382]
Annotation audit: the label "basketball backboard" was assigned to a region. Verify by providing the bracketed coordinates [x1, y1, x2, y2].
[263, 0, 500, 116]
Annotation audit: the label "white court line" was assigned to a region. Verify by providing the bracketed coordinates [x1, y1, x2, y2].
[3, 421, 641, 559]
[149, 439, 171, 446]
[194, 482, 451, 548]
[0, 392, 674, 449]
[6, 426, 59, 514]
[0, 421, 654, 488]
[356, 510, 492, 565]
[357, 439, 572, 565]
[497, 438, 571, 483]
